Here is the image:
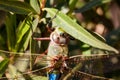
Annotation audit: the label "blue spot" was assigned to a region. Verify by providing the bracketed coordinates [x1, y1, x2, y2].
[49, 73, 61, 80]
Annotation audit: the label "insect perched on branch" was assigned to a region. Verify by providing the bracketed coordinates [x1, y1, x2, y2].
[0, 27, 118, 80]
[34, 27, 115, 80]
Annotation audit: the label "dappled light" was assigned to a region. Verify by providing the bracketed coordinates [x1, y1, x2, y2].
[0, 0, 120, 80]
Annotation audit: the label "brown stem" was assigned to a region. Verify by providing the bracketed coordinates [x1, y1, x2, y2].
[40, 0, 46, 9]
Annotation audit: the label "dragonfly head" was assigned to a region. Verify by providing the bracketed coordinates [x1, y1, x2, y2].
[50, 27, 69, 45]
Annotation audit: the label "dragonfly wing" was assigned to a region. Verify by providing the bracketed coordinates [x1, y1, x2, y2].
[13, 53, 50, 75]
[6, 66, 50, 80]
[65, 54, 114, 76]
[34, 54, 48, 67]
[66, 53, 111, 68]
[61, 67, 112, 80]
[31, 66, 51, 76]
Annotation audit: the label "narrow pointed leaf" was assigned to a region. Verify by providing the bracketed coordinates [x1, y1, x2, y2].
[0, 0, 36, 14]
[44, 8, 118, 53]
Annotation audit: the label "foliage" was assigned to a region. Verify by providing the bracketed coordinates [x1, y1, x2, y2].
[0, 0, 120, 80]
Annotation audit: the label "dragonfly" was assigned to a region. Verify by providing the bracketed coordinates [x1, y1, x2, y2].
[0, 27, 118, 80]
[34, 27, 116, 80]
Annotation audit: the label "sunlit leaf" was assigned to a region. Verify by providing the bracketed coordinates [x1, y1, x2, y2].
[15, 18, 31, 51]
[15, 16, 39, 51]
[30, 0, 40, 14]
[16, 18, 31, 46]
[21, 17, 39, 51]
[0, 0, 36, 14]
[44, 8, 118, 53]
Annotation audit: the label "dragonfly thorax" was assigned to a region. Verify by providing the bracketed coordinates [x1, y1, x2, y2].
[48, 55, 68, 72]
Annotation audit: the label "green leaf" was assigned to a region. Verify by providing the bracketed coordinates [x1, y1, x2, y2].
[15, 16, 39, 51]
[68, 0, 78, 13]
[30, 0, 40, 14]
[22, 17, 39, 51]
[16, 18, 31, 47]
[15, 18, 31, 51]
[44, 8, 118, 53]
[87, 30, 106, 42]
[75, 0, 111, 13]
[0, 58, 9, 77]
[0, 35, 6, 50]
[5, 13, 16, 51]
[0, 0, 36, 14]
